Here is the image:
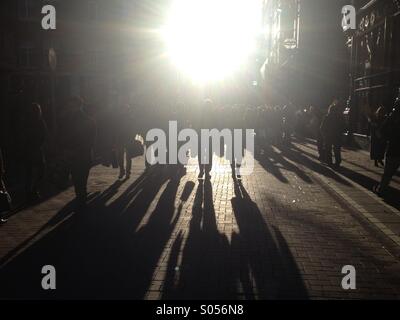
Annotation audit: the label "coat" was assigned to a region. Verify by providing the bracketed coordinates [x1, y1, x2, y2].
[370, 120, 387, 160]
[59, 109, 96, 165]
[321, 112, 345, 146]
[380, 108, 400, 158]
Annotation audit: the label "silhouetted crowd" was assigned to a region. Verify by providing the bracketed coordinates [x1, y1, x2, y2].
[1, 93, 400, 224]
[369, 92, 400, 196]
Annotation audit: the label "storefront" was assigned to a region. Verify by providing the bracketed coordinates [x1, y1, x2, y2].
[345, 0, 400, 135]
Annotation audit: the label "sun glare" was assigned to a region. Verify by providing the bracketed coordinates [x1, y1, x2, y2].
[163, 0, 261, 83]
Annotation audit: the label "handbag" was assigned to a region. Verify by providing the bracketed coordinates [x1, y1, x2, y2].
[0, 190, 11, 215]
[128, 140, 144, 159]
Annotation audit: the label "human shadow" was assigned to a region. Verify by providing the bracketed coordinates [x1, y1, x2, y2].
[290, 142, 400, 210]
[342, 158, 400, 180]
[230, 178, 308, 299]
[277, 143, 352, 186]
[162, 180, 234, 299]
[162, 177, 308, 300]
[0, 165, 180, 299]
[256, 144, 313, 184]
[94, 169, 185, 299]
[338, 166, 400, 211]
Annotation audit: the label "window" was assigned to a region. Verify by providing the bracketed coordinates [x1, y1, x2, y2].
[18, 42, 39, 68]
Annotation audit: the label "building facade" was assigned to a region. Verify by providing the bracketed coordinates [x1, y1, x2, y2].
[0, 0, 138, 135]
[345, 0, 400, 135]
[259, 0, 301, 106]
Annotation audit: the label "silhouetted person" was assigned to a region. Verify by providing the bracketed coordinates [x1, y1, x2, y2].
[115, 104, 135, 179]
[59, 97, 96, 209]
[141, 104, 158, 170]
[282, 105, 294, 143]
[232, 106, 247, 179]
[309, 106, 325, 161]
[0, 147, 9, 224]
[22, 103, 47, 202]
[374, 95, 400, 196]
[196, 99, 214, 180]
[321, 101, 345, 167]
[369, 106, 387, 167]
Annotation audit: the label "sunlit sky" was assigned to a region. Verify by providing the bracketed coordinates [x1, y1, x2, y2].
[163, 0, 262, 83]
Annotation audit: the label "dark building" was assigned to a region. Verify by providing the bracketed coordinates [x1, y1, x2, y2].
[0, 0, 144, 134]
[260, 0, 349, 109]
[345, 0, 400, 135]
[260, 0, 301, 106]
[0, 0, 161, 176]
[0, 1, 16, 144]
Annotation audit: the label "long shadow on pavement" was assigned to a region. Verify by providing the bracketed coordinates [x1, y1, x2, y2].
[277, 143, 352, 187]
[0, 166, 177, 299]
[290, 142, 400, 211]
[256, 144, 313, 184]
[162, 177, 308, 299]
[162, 179, 234, 299]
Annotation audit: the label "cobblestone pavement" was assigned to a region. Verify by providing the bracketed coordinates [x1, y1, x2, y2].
[1, 139, 400, 300]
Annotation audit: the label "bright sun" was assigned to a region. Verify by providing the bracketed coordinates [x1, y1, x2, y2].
[163, 0, 261, 83]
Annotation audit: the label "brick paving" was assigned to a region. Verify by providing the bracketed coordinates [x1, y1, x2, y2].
[1, 140, 400, 299]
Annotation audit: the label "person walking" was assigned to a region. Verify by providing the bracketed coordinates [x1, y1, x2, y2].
[21, 103, 47, 202]
[114, 103, 135, 179]
[282, 105, 294, 144]
[58, 97, 96, 209]
[369, 106, 387, 167]
[320, 101, 346, 168]
[309, 106, 325, 161]
[374, 94, 400, 196]
[196, 99, 214, 180]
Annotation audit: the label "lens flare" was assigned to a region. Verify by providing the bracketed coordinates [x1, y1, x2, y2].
[163, 0, 261, 83]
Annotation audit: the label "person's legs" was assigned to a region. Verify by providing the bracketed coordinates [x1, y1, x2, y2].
[125, 146, 132, 177]
[205, 153, 212, 175]
[81, 165, 90, 199]
[116, 145, 125, 177]
[325, 142, 333, 165]
[197, 151, 204, 177]
[205, 139, 213, 178]
[197, 137, 206, 178]
[71, 162, 91, 206]
[333, 144, 342, 166]
[378, 157, 400, 194]
[234, 132, 245, 177]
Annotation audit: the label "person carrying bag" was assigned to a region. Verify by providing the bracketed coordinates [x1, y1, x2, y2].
[127, 137, 144, 159]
